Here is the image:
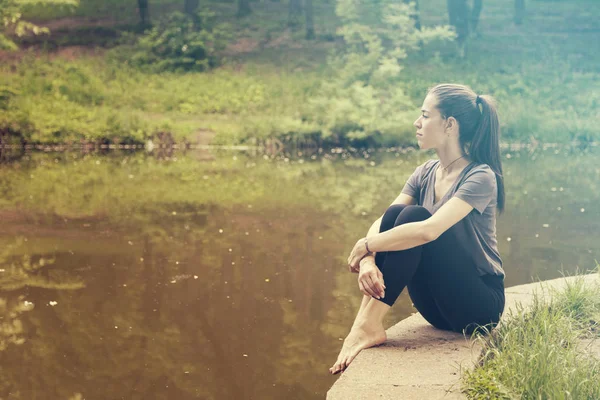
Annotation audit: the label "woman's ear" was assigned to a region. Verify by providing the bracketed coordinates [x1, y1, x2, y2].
[445, 116, 458, 134]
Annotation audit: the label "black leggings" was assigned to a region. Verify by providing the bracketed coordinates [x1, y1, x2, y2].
[375, 204, 505, 334]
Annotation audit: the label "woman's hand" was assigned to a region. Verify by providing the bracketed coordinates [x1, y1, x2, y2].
[348, 253, 375, 273]
[357, 258, 386, 299]
[347, 238, 370, 270]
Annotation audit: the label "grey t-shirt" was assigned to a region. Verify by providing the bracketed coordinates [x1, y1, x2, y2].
[401, 159, 504, 278]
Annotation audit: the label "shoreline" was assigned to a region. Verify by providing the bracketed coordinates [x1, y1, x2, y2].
[327, 273, 600, 400]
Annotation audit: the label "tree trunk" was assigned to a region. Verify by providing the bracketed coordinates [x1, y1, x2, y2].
[514, 0, 525, 25]
[184, 0, 200, 15]
[184, 0, 200, 28]
[305, 0, 315, 39]
[470, 0, 482, 33]
[137, 0, 150, 26]
[288, 0, 302, 28]
[237, 0, 252, 17]
[403, 0, 421, 30]
[447, 0, 469, 56]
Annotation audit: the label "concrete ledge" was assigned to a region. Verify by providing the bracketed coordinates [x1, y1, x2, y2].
[327, 273, 600, 400]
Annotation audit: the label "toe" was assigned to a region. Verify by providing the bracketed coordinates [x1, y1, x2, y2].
[333, 352, 346, 373]
[345, 352, 358, 367]
[331, 363, 339, 373]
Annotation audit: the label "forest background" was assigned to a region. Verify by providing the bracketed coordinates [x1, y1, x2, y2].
[0, 0, 598, 149]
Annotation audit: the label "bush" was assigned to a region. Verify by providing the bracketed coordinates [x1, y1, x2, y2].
[121, 10, 232, 73]
[305, 0, 454, 146]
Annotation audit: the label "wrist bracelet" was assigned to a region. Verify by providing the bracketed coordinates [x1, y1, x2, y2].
[364, 237, 371, 253]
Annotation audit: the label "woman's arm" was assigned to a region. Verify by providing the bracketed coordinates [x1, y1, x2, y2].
[355, 193, 417, 270]
[348, 197, 476, 267]
[368, 197, 474, 252]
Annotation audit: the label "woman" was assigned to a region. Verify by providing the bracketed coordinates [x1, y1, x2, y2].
[329, 84, 506, 375]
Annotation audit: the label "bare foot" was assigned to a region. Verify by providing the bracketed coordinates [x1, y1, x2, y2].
[329, 323, 386, 374]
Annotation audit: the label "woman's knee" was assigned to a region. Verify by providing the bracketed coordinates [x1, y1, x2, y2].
[381, 204, 409, 231]
[394, 205, 431, 226]
[383, 204, 408, 218]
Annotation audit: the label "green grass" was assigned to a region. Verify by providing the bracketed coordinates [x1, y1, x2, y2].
[3, 0, 600, 145]
[0, 55, 323, 144]
[463, 269, 600, 399]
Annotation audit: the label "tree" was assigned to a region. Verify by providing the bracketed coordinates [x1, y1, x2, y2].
[471, 0, 482, 33]
[0, 0, 79, 50]
[137, 0, 150, 26]
[288, 0, 302, 28]
[446, 0, 483, 56]
[237, 0, 251, 17]
[184, 0, 200, 27]
[183, 0, 200, 14]
[403, 0, 421, 30]
[515, 0, 525, 25]
[308, 0, 454, 144]
[447, 0, 469, 48]
[184, 0, 200, 15]
[305, 0, 315, 39]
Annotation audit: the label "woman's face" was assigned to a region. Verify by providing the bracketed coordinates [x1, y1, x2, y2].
[413, 94, 448, 150]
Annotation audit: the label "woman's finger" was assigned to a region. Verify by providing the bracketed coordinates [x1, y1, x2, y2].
[347, 248, 355, 265]
[376, 269, 386, 289]
[348, 252, 357, 265]
[369, 273, 384, 298]
[362, 274, 378, 298]
[368, 272, 385, 298]
[373, 276, 385, 298]
[358, 280, 369, 297]
[366, 270, 382, 295]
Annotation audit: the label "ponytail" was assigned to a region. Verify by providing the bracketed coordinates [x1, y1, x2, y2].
[428, 84, 505, 213]
[470, 96, 505, 213]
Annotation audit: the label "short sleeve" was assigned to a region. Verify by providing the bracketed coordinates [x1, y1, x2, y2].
[401, 161, 429, 198]
[454, 166, 497, 214]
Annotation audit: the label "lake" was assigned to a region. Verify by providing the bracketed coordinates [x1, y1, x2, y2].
[0, 144, 598, 399]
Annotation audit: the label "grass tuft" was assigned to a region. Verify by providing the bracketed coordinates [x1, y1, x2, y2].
[463, 271, 600, 399]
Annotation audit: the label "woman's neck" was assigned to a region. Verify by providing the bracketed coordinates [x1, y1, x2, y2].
[436, 147, 469, 176]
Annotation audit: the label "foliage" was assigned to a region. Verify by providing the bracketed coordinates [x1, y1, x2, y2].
[119, 10, 232, 73]
[1, 0, 600, 146]
[306, 0, 454, 146]
[0, 56, 312, 143]
[552, 268, 600, 334]
[0, 0, 78, 50]
[0, 58, 154, 143]
[463, 272, 600, 399]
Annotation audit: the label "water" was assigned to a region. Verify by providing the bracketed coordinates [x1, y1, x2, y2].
[0, 145, 598, 399]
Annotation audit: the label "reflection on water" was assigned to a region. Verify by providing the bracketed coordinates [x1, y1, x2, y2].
[0, 146, 598, 399]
